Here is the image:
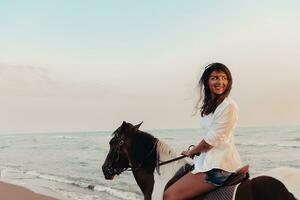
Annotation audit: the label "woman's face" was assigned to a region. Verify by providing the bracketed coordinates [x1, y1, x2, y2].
[208, 70, 228, 97]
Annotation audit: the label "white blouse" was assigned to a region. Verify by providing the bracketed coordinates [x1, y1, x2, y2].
[192, 97, 242, 173]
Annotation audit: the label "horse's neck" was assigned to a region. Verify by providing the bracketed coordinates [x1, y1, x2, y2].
[152, 140, 189, 200]
[155, 140, 188, 176]
[131, 132, 157, 168]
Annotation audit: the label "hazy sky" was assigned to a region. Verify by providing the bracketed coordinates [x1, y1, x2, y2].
[1, 1, 300, 133]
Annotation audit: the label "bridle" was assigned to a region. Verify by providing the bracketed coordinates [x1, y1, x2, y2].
[105, 133, 130, 176]
[105, 133, 159, 175]
[105, 133, 193, 176]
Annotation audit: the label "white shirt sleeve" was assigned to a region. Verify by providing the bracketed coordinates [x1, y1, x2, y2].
[203, 104, 238, 147]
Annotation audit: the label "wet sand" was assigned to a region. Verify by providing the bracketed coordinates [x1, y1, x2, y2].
[0, 181, 57, 200]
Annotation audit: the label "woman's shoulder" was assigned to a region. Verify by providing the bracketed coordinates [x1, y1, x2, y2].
[225, 97, 239, 110]
[217, 97, 239, 113]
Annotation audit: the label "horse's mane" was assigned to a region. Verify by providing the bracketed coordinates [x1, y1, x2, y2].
[156, 140, 189, 174]
[130, 130, 158, 171]
[156, 140, 177, 156]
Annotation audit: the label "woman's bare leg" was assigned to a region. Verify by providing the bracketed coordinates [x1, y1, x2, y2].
[163, 172, 215, 200]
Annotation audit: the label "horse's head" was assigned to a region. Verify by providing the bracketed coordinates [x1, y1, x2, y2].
[102, 121, 143, 180]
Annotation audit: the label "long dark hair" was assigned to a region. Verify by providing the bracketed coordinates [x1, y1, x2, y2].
[197, 63, 232, 117]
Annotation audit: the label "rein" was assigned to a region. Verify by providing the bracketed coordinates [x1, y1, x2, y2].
[108, 131, 194, 174]
[127, 143, 195, 172]
[158, 155, 186, 166]
[157, 144, 195, 167]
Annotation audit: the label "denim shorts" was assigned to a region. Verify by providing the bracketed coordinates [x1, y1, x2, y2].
[205, 168, 232, 186]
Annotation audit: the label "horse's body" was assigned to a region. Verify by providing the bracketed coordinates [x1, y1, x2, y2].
[102, 122, 300, 200]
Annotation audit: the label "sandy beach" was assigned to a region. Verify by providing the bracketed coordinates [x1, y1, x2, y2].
[0, 181, 57, 200]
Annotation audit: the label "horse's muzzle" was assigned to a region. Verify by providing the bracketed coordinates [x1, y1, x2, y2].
[102, 165, 115, 180]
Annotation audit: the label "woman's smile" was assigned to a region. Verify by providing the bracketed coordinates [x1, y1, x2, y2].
[208, 71, 228, 96]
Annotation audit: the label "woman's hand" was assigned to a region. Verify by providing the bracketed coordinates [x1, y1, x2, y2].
[181, 150, 196, 159]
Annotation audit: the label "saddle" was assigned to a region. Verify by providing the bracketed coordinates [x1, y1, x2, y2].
[197, 165, 250, 200]
[164, 164, 250, 198]
[223, 165, 250, 186]
[198, 165, 249, 200]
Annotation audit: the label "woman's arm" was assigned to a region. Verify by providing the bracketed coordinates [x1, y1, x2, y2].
[182, 103, 238, 157]
[203, 104, 238, 147]
[181, 139, 213, 158]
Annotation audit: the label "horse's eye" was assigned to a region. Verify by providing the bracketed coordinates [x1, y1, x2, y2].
[119, 140, 124, 146]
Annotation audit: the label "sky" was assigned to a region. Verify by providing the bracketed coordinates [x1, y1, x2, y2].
[0, 0, 300, 133]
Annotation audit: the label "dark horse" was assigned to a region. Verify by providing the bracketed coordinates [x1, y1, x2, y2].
[102, 121, 298, 200]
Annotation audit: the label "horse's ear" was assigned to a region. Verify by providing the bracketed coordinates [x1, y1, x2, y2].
[120, 121, 128, 130]
[135, 121, 143, 129]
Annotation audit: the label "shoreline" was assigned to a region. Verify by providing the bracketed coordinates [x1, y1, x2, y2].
[0, 181, 58, 200]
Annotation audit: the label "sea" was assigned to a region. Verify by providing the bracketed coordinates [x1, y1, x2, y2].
[0, 126, 300, 200]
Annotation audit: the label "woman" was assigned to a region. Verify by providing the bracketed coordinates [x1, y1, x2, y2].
[163, 63, 242, 200]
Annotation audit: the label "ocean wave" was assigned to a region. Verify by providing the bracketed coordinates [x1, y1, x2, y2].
[0, 166, 24, 177]
[58, 190, 102, 200]
[0, 145, 10, 149]
[26, 170, 74, 184]
[49, 135, 81, 140]
[0, 168, 7, 177]
[25, 170, 141, 200]
[161, 137, 175, 141]
[236, 142, 300, 148]
[94, 185, 141, 200]
[290, 138, 300, 141]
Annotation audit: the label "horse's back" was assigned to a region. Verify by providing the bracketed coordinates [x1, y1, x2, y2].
[254, 167, 300, 199]
[197, 185, 238, 200]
